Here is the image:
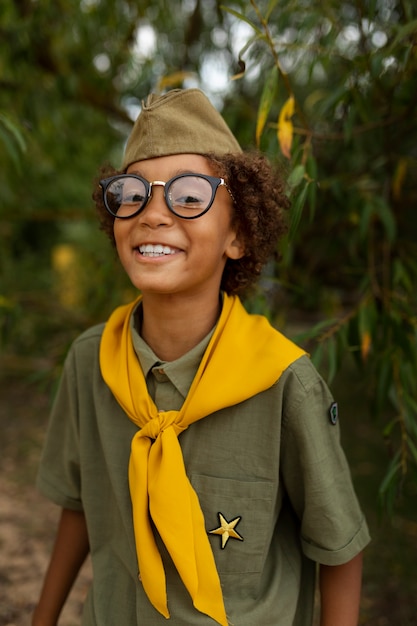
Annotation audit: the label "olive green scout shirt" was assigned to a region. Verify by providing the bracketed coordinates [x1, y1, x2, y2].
[37, 310, 370, 626]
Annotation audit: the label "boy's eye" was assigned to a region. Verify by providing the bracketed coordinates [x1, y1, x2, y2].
[169, 176, 212, 212]
[173, 193, 205, 207]
[122, 190, 146, 204]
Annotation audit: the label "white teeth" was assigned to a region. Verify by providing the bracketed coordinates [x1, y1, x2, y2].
[139, 244, 177, 257]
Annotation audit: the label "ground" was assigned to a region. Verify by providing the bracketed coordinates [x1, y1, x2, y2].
[1, 363, 416, 625]
[0, 373, 92, 626]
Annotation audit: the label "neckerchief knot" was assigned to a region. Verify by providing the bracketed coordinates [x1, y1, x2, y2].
[138, 410, 184, 441]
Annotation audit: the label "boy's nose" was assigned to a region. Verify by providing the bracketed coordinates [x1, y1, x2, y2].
[138, 184, 173, 226]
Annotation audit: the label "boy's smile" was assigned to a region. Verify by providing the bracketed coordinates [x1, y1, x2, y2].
[113, 154, 244, 303]
[137, 243, 179, 257]
[132, 242, 183, 264]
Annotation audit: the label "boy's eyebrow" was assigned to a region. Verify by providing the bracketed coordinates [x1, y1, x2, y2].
[127, 168, 205, 179]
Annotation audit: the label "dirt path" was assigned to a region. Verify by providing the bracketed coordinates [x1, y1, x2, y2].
[0, 476, 92, 626]
[0, 372, 92, 626]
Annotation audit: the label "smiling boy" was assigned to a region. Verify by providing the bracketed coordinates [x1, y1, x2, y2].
[112, 153, 244, 360]
[33, 89, 370, 626]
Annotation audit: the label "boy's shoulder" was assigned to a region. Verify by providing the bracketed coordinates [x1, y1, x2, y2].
[73, 322, 106, 345]
[68, 322, 106, 361]
[284, 353, 325, 392]
[270, 351, 332, 412]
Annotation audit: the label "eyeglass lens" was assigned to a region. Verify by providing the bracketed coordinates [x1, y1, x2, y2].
[104, 175, 216, 219]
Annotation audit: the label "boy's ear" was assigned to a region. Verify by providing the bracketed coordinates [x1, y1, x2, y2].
[226, 236, 245, 260]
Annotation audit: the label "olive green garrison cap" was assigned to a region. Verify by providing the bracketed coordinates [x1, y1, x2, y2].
[122, 88, 242, 169]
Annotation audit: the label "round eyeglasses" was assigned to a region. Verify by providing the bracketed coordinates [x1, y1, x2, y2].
[100, 173, 230, 220]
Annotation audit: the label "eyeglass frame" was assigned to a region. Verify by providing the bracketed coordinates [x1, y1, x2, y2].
[99, 172, 232, 220]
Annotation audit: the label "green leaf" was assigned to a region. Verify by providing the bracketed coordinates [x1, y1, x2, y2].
[306, 155, 317, 220]
[343, 104, 356, 142]
[265, 0, 279, 21]
[220, 6, 263, 36]
[407, 409, 417, 439]
[231, 33, 264, 79]
[315, 85, 349, 116]
[393, 259, 412, 292]
[375, 198, 397, 244]
[256, 66, 278, 146]
[378, 453, 402, 516]
[0, 126, 21, 171]
[407, 436, 417, 466]
[288, 182, 309, 240]
[0, 114, 27, 171]
[387, 19, 417, 52]
[375, 359, 393, 413]
[0, 113, 27, 154]
[311, 342, 324, 371]
[378, 452, 401, 496]
[287, 164, 305, 189]
[294, 318, 338, 345]
[382, 418, 397, 438]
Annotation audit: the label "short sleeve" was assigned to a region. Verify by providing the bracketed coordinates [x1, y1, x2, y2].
[37, 344, 84, 511]
[280, 356, 370, 566]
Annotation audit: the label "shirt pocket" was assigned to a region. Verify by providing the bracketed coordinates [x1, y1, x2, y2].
[190, 473, 274, 575]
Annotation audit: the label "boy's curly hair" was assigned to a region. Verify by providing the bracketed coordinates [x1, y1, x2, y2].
[92, 151, 289, 296]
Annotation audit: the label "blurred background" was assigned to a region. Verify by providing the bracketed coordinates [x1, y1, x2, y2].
[1, 0, 416, 623]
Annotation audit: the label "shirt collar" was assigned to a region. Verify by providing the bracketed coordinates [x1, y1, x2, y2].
[130, 302, 215, 399]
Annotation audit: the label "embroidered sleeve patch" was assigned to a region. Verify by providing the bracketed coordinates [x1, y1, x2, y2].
[329, 401, 338, 425]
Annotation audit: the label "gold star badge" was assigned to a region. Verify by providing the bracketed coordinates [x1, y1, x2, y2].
[208, 512, 244, 549]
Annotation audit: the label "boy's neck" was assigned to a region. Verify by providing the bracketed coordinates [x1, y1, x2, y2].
[140, 293, 222, 362]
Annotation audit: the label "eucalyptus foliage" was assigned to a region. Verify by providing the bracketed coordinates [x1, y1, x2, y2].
[227, 0, 417, 512]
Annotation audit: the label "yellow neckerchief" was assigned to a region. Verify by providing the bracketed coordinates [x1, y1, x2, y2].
[100, 293, 305, 625]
